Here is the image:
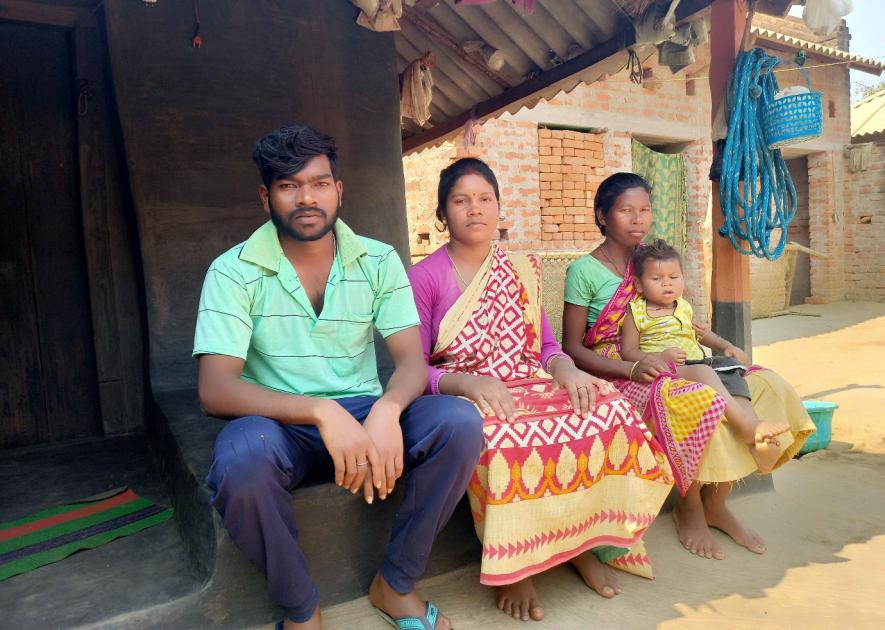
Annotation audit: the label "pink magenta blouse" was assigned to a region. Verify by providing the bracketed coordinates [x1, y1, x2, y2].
[407, 246, 568, 395]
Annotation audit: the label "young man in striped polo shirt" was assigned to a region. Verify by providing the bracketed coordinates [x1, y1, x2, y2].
[194, 124, 483, 630]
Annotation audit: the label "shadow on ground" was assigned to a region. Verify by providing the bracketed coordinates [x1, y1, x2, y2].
[320, 451, 885, 629]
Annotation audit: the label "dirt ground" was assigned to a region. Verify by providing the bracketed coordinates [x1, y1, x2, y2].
[300, 302, 885, 630]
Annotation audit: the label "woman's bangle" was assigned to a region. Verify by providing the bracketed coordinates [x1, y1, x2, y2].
[628, 360, 640, 381]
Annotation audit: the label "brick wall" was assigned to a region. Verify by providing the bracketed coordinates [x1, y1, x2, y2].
[538, 128, 604, 249]
[750, 252, 790, 317]
[402, 117, 543, 261]
[403, 140, 457, 261]
[808, 150, 847, 302]
[472, 117, 543, 252]
[842, 141, 885, 302]
[682, 139, 714, 323]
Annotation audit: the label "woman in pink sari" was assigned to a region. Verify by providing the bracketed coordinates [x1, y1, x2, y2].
[408, 159, 674, 622]
[562, 172, 815, 561]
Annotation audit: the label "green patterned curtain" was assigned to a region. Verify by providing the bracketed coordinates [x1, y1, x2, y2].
[631, 139, 688, 254]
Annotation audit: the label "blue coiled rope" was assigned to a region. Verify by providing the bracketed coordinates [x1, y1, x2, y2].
[719, 48, 797, 261]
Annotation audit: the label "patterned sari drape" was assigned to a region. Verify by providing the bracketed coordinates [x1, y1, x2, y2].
[432, 246, 673, 585]
[582, 256, 725, 495]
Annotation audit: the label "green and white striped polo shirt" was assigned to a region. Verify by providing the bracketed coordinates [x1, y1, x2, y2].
[193, 219, 419, 399]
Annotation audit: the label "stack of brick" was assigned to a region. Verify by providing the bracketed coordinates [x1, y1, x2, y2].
[538, 128, 605, 249]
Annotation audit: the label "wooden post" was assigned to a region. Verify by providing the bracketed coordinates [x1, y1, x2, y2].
[709, 0, 752, 356]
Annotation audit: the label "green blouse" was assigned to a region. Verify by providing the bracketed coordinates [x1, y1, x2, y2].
[563, 254, 623, 327]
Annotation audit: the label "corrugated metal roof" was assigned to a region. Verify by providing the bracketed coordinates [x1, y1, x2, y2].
[398, 0, 697, 153]
[852, 88, 885, 139]
[750, 25, 884, 74]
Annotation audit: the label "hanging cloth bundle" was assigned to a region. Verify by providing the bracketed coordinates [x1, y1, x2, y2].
[718, 48, 801, 261]
[400, 52, 435, 128]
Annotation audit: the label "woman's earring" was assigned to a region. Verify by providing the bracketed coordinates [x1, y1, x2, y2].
[434, 219, 448, 233]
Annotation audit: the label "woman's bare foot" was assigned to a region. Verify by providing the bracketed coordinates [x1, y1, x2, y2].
[368, 572, 452, 630]
[282, 606, 321, 630]
[702, 498, 767, 555]
[496, 577, 544, 621]
[672, 496, 725, 560]
[569, 549, 622, 598]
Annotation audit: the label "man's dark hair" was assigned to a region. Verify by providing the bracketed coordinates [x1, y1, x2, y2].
[593, 172, 652, 236]
[252, 124, 338, 187]
[435, 157, 500, 225]
[632, 238, 682, 277]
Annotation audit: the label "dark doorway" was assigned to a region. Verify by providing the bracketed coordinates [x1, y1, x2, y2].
[786, 157, 811, 306]
[0, 21, 102, 448]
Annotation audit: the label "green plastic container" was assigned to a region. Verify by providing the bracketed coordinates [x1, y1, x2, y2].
[798, 400, 838, 455]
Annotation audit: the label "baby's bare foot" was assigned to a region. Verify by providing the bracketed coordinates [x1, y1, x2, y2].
[753, 421, 790, 444]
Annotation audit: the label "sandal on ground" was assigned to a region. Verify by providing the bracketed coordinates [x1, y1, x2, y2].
[374, 601, 444, 629]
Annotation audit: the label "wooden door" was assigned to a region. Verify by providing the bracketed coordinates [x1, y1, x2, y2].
[0, 22, 102, 448]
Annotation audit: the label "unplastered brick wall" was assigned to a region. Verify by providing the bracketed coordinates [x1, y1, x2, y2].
[403, 140, 458, 261]
[681, 139, 713, 324]
[471, 117, 543, 252]
[402, 116, 543, 261]
[750, 251, 789, 317]
[842, 141, 885, 302]
[538, 128, 605, 248]
[808, 150, 847, 302]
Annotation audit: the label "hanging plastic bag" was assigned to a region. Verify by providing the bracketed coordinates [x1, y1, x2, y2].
[803, 0, 853, 36]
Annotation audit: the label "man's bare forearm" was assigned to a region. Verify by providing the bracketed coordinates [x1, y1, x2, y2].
[377, 355, 427, 414]
[199, 367, 329, 425]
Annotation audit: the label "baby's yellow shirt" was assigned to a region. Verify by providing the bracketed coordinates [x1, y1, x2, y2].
[629, 296, 704, 360]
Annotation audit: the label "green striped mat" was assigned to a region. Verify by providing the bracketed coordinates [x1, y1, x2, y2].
[0, 487, 173, 580]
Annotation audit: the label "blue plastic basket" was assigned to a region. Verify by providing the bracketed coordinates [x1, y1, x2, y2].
[798, 400, 837, 455]
[761, 67, 823, 149]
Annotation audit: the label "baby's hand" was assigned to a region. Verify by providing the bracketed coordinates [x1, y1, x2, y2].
[661, 347, 687, 365]
[692, 319, 711, 339]
[723, 345, 749, 366]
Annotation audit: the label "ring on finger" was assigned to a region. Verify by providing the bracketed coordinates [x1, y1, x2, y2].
[356, 460, 369, 467]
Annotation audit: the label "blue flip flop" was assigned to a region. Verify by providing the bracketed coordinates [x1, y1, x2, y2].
[374, 601, 444, 630]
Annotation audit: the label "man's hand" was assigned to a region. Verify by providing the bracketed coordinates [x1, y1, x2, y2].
[362, 398, 404, 503]
[315, 399, 380, 494]
[723, 344, 750, 366]
[461, 374, 516, 422]
[661, 347, 687, 366]
[549, 357, 602, 417]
